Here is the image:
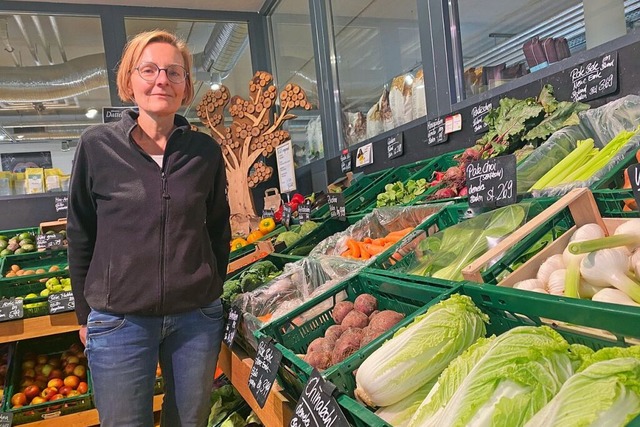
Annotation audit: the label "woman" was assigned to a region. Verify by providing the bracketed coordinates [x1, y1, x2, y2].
[67, 30, 231, 427]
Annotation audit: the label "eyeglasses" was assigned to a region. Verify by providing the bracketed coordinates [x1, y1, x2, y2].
[135, 62, 188, 84]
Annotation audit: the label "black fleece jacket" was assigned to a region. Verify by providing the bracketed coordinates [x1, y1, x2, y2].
[67, 110, 231, 325]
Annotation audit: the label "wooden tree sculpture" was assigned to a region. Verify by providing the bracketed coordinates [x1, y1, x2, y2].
[196, 71, 311, 234]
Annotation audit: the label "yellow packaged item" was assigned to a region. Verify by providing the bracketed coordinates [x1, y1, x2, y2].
[25, 168, 44, 194]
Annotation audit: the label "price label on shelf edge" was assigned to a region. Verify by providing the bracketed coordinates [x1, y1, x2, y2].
[386, 132, 404, 159]
[289, 370, 349, 427]
[248, 337, 283, 408]
[298, 201, 312, 224]
[0, 299, 23, 322]
[223, 306, 241, 347]
[327, 193, 346, 221]
[569, 51, 618, 103]
[465, 155, 517, 208]
[627, 164, 640, 212]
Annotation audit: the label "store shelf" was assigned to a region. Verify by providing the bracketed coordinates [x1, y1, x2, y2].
[218, 343, 294, 427]
[18, 394, 163, 427]
[0, 312, 80, 344]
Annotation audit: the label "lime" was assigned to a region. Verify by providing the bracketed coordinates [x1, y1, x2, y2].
[0, 249, 12, 256]
[20, 244, 35, 252]
[39, 289, 50, 297]
[18, 232, 33, 241]
[13, 248, 25, 254]
[0, 240, 7, 250]
[0, 235, 7, 240]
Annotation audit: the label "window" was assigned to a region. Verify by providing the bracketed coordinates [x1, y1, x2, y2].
[331, 0, 424, 145]
[269, 0, 324, 167]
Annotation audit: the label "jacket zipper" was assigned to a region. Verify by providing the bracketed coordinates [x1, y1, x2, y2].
[159, 170, 170, 312]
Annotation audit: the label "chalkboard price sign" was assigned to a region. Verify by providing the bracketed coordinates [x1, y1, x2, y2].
[262, 209, 274, 219]
[36, 233, 65, 250]
[282, 204, 292, 230]
[340, 151, 352, 173]
[471, 102, 493, 134]
[0, 298, 23, 322]
[48, 291, 75, 314]
[466, 155, 517, 208]
[327, 193, 346, 221]
[298, 200, 312, 224]
[426, 117, 448, 145]
[248, 337, 283, 408]
[223, 306, 241, 347]
[0, 412, 13, 427]
[627, 164, 640, 212]
[289, 370, 349, 427]
[386, 133, 404, 159]
[54, 195, 68, 213]
[569, 51, 618, 103]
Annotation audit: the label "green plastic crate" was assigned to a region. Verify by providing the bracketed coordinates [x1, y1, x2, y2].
[225, 253, 302, 284]
[594, 189, 638, 218]
[337, 394, 390, 427]
[254, 272, 460, 399]
[2, 332, 93, 425]
[0, 271, 71, 319]
[0, 249, 68, 282]
[591, 149, 639, 190]
[281, 216, 363, 257]
[311, 170, 389, 220]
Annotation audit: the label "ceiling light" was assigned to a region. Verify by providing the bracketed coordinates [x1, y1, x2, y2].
[0, 135, 5, 141]
[85, 108, 99, 119]
[16, 135, 24, 139]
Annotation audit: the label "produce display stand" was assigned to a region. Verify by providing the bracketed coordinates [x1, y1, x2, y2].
[218, 343, 294, 426]
[227, 240, 274, 276]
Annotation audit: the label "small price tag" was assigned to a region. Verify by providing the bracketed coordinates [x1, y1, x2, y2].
[340, 150, 352, 173]
[628, 164, 640, 211]
[327, 193, 346, 221]
[262, 209, 274, 219]
[0, 298, 23, 322]
[54, 195, 68, 213]
[36, 233, 65, 250]
[223, 306, 241, 347]
[466, 155, 517, 208]
[471, 101, 493, 134]
[282, 204, 292, 230]
[0, 412, 13, 427]
[569, 51, 618, 103]
[248, 337, 283, 408]
[48, 291, 75, 314]
[289, 369, 349, 427]
[387, 133, 404, 159]
[298, 200, 312, 225]
[426, 117, 448, 146]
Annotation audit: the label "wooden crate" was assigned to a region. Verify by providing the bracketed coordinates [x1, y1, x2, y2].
[462, 188, 610, 286]
[226, 240, 274, 275]
[40, 218, 67, 234]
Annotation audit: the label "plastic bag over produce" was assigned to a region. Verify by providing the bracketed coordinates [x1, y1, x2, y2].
[309, 203, 451, 265]
[383, 202, 532, 281]
[232, 256, 362, 349]
[517, 95, 640, 193]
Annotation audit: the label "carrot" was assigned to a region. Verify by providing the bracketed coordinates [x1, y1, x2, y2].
[257, 313, 273, 323]
[372, 238, 387, 246]
[623, 169, 631, 189]
[386, 227, 414, 238]
[341, 249, 352, 257]
[383, 235, 403, 244]
[363, 237, 373, 244]
[346, 239, 361, 258]
[363, 243, 386, 255]
[357, 242, 371, 259]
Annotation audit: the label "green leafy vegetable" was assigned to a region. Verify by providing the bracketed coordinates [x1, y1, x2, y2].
[377, 179, 428, 207]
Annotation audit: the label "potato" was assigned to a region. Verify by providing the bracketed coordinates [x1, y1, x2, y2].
[360, 326, 385, 347]
[341, 310, 369, 329]
[324, 325, 347, 344]
[331, 328, 363, 365]
[369, 310, 380, 320]
[304, 351, 332, 370]
[369, 310, 404, 332]
[307, 337, 332, 354]
[354, 294, 378, 316]
[331, 301, 354, 325]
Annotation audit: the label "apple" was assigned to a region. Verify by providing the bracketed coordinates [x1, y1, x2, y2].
[41, 363, 53, 377]
[30, 396, 47, 405]
[48, 369, 63, 380]
[66, 355, 80, 365]
[35, 379, 47, 390]
[22, 368, 36, 378]
[40, 387, 57, 401]
[48, 378, 64, 389]
[34, 364, 45, 375]
[50, 393, 65, 401]
[72, 365, 87, 380]
[23, 352, 37, 362]
[63, 375, 80, 389]
[48, 357, 61, 368]
[58, 385, 72, 396]
[23, 384, 40, 400]
[66, 390, 81, 397]
[69, 343, 84, 355]
[63, 363, 77, 376]
[20, 377, 35, 388]
[36, 354, 48, 365]
[76, 382, 88, 394]
[11, 392, 27, 407]
[21, 360, 35, 370]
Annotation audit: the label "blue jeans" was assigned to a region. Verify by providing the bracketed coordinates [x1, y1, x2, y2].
[85, 299, 224, 427]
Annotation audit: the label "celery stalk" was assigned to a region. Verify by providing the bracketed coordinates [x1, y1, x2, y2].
[529, 139, 594, 191]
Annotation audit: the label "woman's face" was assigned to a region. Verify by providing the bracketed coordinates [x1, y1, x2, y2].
[130, 42, 187, 117]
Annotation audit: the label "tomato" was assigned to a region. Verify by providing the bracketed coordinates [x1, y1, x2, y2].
[258, 217, 276, 234]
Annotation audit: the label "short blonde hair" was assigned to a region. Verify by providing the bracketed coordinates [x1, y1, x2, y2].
[116, 30, 194, 105]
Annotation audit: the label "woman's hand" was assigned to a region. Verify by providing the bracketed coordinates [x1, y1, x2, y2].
[79, 325, 87, 346]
